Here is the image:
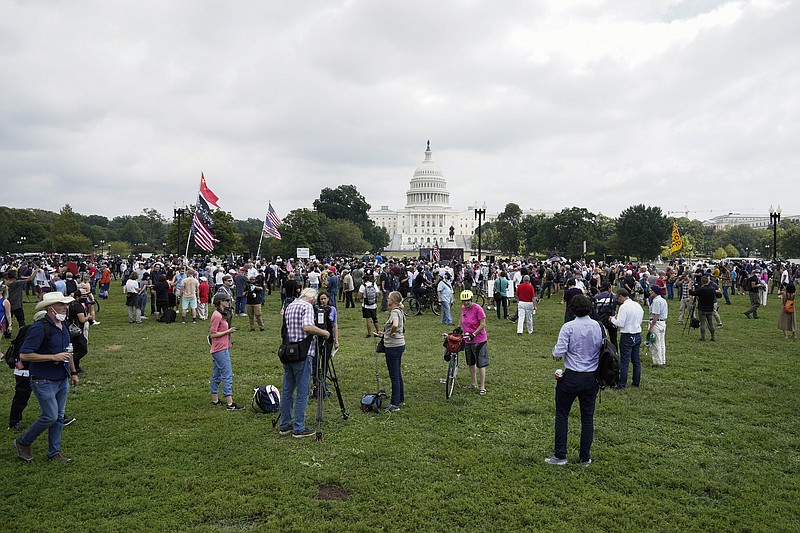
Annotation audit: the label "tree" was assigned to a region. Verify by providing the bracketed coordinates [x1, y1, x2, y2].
[714, 225, 760, 257]
[54, 204, 82, 236]
[278, 209, 331, 258]
[541, 208, 599, 259]
[616, 204, 670, 261]
[712, 248, 728, 260]
[314, 185, 371, 226]
[313, 185, 388, 251]
[778, 220, 800, 258]
[324, 219, 371, 255]
[494, 203, 522, 256]
[724, 244, 739, 257]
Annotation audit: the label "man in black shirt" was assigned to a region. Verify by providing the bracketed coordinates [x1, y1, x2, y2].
[743, 269, 762, 319]
[690, 276, 722, 341]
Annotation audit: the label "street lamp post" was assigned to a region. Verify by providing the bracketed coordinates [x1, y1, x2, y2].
[174, 207, 186, 257]
[474, 208, 486, 262]
[100, 239, 105, 256]
[769, 204, 781, 262]
[17, 236, 27, 251]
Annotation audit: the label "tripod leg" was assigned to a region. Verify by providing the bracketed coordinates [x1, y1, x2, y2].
[327, 357, 349, 420]
[315, 341, 325, 441]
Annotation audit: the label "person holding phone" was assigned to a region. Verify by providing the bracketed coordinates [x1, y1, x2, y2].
[208, 292, 244, 410]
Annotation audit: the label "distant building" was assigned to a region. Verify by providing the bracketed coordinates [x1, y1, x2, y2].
[369, 141, 555, 252]
[703, 213, 800, 229]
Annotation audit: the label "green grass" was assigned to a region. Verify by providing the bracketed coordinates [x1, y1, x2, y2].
[1, 287, 798, 532]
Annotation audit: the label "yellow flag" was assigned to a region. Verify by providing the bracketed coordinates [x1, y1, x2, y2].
[669, 220, 683, 254]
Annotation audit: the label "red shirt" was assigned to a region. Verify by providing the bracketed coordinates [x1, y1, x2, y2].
[198, 282, 210, 303]
[516, 282, 535, 302]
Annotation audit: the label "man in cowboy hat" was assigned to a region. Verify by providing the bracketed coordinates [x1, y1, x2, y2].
[12, 292, 80, 463]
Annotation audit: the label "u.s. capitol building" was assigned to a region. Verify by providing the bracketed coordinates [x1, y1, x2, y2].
[368, 141, 496, 252]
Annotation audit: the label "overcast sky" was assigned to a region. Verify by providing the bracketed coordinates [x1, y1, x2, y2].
[2, 0, 798, 225]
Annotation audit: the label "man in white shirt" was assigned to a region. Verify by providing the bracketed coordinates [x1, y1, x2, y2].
[610, 288, 643, 389]
[647, 286, 668, 366]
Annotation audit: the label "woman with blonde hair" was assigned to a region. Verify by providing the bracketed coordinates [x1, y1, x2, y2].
[377, 291, 405, 412]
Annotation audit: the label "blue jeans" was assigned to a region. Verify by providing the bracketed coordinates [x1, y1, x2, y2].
[722, 285, 731, 304]
[19, 378, 69, 458]
[280, 356, 313, 432]
[618, 333, 642, 388]
[235, 296, 246, 315]
[441, 300, 453, 325]
[554, 371, 599, 463]
[210, 349, 233, 397]
[666, 283, 674, 300]
[385, 345, 405, 406]
[139, 292, 147, 316]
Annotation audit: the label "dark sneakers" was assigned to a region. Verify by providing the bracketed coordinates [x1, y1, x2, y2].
[48, 453, 73, 463]
[226, 403, 245, 410]
[279, 427, 293, 436]
[292, 428, 316, 438]
[7, 423, 25, 432]
[13, 439, 33, 462]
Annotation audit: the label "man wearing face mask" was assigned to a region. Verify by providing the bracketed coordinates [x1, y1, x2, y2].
[12, 292, 80, 463]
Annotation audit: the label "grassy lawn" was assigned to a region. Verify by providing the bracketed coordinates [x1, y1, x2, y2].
[1, 286, 798, 532]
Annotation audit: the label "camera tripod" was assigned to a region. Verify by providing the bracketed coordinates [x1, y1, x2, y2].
[314, 336, 348, 442]
[681, 297, 697, 337]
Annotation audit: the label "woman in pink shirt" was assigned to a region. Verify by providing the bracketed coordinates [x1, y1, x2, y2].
[458, 290, 489, 395]
[209, 292, 244, 410]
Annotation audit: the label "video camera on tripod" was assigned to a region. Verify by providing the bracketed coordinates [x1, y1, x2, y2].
[313, 303, 348, 441]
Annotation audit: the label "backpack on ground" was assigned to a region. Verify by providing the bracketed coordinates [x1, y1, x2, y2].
[595, 324, 620, 389]
[4, 320, 49, 369]
[158, 309, 177, 323]
[364, 284, 377, 306]
[252, 385, 281, 414]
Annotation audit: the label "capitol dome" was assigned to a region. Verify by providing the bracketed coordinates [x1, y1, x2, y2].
[405, 140, 451, 209]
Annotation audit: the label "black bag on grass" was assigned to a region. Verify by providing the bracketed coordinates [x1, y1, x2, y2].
[158, 309, 177, 323]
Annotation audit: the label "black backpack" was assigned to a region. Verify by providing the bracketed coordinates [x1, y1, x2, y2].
[595, 324, 620, 389]
[4, 320, 49, 369]
[158, 309, 177, 323]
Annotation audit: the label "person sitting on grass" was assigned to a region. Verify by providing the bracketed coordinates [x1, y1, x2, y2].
[208, 292, 244, 410]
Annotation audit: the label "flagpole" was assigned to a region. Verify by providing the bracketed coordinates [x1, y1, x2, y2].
[185, 195, 197, 259]
[256, 201, 270, 260]
[256, 231, 265, 260]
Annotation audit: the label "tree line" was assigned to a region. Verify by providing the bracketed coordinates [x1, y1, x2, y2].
[2, 185, 390, 259]
[476, 203, 800, 261]
[4, 194, 799, 261]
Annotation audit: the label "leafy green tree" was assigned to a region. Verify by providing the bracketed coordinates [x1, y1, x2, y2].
[715, 225, 760, 257]
[313, 185, 388, 251]
[324, 219, 371, 255]
[542, 207, 599, 259]
[712, 247, 728, 260]
[54, 204, 82, 236]
[778, 220, 800, 258]
[724, 244, 739, 257]
[616, 204, 670, 261]
[135, 208, 168, 246]
[313, 185, 371, 226]
[278, 209, 331, 258]
[520, 215, 545, 256]
[494, 203, 522, 256]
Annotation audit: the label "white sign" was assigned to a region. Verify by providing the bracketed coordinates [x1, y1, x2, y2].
[296, 247, 310, 258]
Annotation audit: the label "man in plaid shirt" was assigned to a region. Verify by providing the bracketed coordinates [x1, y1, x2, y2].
[279, 287, 330, 438]
[676, 273, 694, 325]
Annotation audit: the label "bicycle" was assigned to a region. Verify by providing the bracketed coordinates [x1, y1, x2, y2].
[403, 287, 442, 317]
[442, 329, 471, 399]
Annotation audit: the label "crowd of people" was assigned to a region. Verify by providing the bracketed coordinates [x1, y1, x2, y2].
[1, 251, 796, 459]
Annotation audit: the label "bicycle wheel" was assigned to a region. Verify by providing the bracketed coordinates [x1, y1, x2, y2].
[474, 293, 485, 308]
[406, 297, 422, 316]
[431, 300, 442, 316]
[92, 299, 101, 314]
[445, 354, 458, 399]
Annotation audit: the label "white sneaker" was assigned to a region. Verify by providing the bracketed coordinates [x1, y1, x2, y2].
[544, 456, 567, 465]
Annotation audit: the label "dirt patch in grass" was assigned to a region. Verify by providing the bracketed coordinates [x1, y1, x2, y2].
[317, 484, 350, 501]
[106, 344, 123, 350]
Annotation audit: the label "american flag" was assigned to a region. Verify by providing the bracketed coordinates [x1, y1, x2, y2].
[262, 202, 282, 239]
[191, 192, 219, 252]
[432, 241, 440, 262]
